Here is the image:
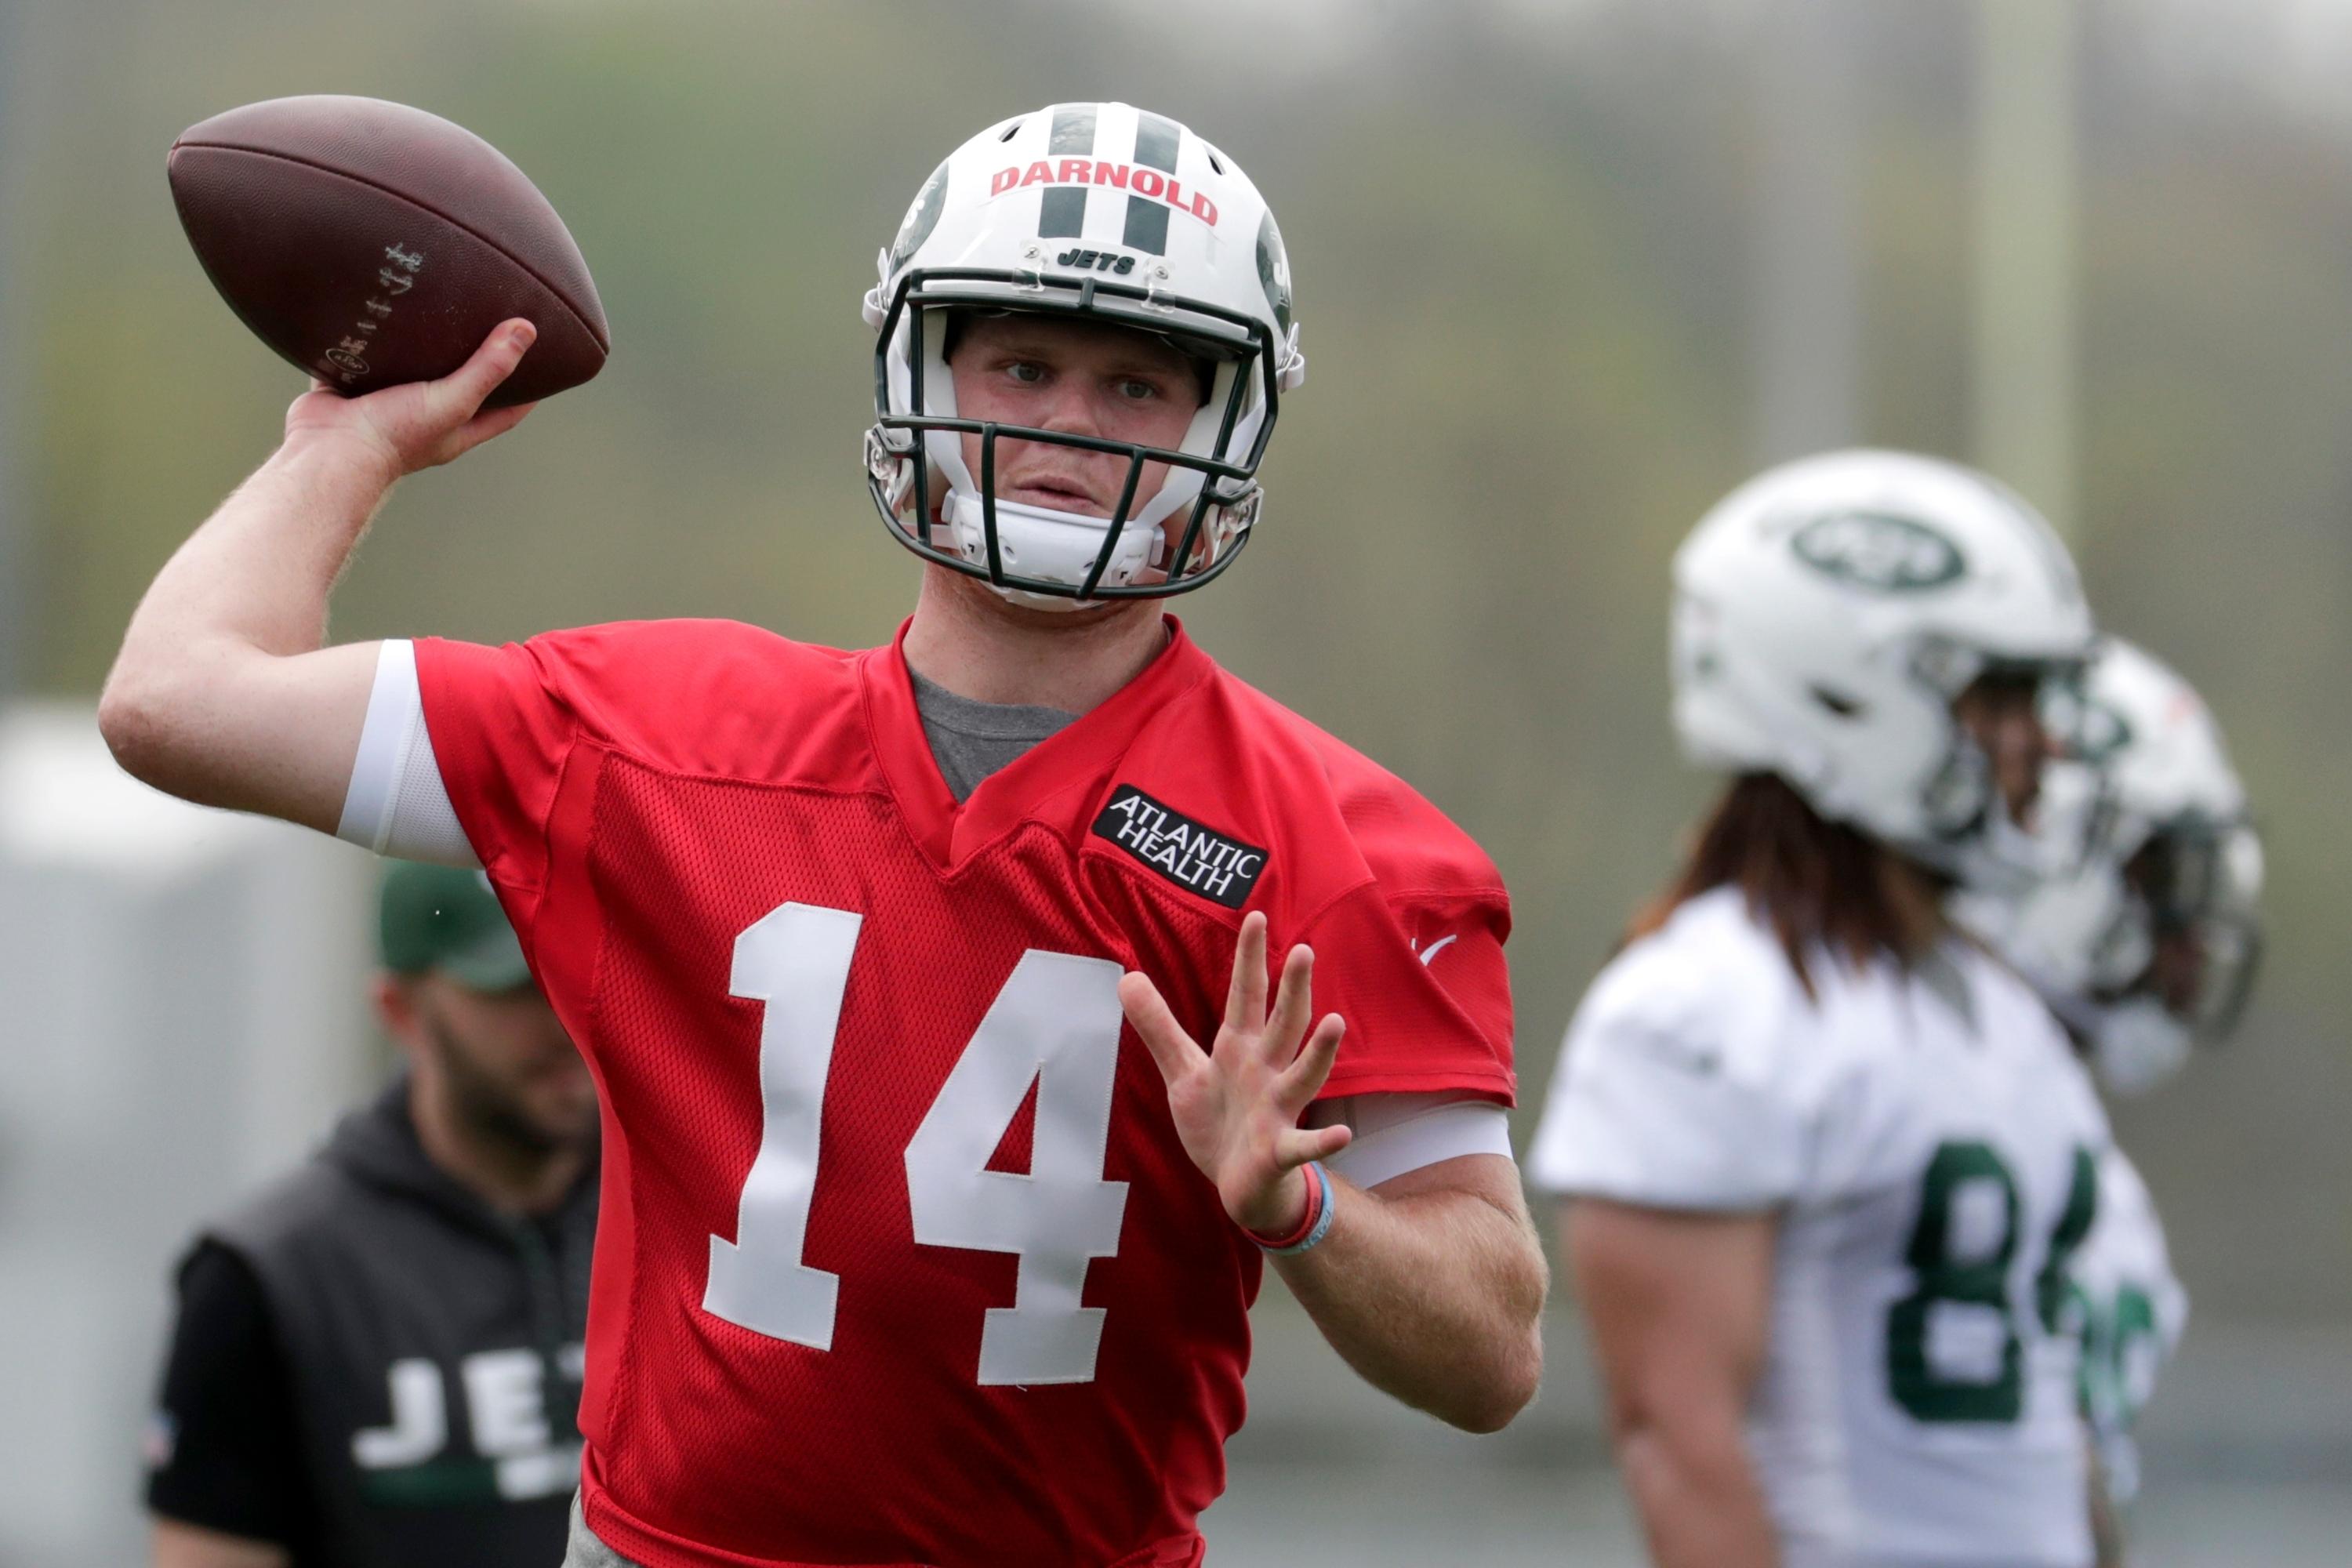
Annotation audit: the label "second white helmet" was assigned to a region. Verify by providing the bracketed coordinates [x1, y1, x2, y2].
[1958, 639, 2263, 1092]
[1672, 449, 2095, 890]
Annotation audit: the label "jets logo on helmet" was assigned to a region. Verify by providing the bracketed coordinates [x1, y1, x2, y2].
[1672, 448, 2096, 892]
[861, 103, 1308, 608]
[889, 160, 951, 271]
[1256, 212, 1293, 333]
[1791, 511, 1967, 593]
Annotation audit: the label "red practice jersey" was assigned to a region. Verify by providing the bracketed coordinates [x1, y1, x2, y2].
[414, 617, 1514, 1568]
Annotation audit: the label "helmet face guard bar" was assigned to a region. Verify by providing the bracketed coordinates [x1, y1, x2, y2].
[2128, 817, 2265, 1042]
[2195, 913, 2263, 1042]
[866, 267, 1284, 601]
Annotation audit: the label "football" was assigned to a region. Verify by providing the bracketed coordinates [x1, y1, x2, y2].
[169, 95, 608, 408]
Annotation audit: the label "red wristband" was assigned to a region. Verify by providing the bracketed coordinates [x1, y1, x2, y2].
[1244, 1162, 1324, 1250]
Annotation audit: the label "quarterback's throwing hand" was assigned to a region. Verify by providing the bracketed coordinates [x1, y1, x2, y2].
[1119, 912, 1352, 1238]
[283, 318, 540, 485]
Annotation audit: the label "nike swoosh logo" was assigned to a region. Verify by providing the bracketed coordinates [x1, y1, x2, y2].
[1415, 933, 1459, 967]
[1637, 1028, 1722, 1076]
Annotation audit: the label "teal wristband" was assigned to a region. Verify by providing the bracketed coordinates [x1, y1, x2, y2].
[1261, 1162, 1338, 1257]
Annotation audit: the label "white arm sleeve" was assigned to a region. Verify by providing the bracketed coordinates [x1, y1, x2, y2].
[1305, 1092, 1515, 1189]
[334, 640, 481, 868]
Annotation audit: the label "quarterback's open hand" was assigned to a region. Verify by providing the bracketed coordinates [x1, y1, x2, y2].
[1120, 912, 1352, 1237]
[283, 318, 539, 485]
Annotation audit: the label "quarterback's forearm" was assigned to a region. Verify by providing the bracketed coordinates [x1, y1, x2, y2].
[103, 325, 533, 828]
[135, 430, 394, 659]
[100, 433, 391, 824]
[1272, 1156, 1546, 1432]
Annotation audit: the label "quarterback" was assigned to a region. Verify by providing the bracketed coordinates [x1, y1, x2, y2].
[101, 104, 1545, 1567]
[1532, 452, 2113, 1568]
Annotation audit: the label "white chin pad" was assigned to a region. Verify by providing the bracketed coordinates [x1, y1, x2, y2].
[2092, 997, 2194, 1095]
[943, 489, 1161, 601]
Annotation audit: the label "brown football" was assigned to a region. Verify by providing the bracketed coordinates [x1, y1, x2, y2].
[169, 96, 608, 408]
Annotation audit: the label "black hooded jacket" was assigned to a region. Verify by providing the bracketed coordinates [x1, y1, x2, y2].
[146, 1077, 597, 1568]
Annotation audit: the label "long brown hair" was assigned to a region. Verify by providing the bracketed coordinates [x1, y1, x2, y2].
[1632, 773, 1947, 996]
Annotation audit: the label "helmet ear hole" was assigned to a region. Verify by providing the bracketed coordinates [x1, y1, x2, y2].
[1810, 686, 1865, 720]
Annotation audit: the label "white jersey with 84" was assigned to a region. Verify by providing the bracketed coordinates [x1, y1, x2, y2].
[1530, 887, 2111, 1568]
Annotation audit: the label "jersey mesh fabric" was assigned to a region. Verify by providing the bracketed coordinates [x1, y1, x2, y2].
[410, 617, 1515, 1568]
[580, 763, 1245, 1565]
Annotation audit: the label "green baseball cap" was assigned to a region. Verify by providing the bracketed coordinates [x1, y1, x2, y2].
[377, 861, 534, 993]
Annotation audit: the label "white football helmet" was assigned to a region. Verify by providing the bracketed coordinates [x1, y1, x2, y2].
[1672, 449, 2096, 891]
[1958, 639, 2263, 1094]
[862, 103, 1307, 608]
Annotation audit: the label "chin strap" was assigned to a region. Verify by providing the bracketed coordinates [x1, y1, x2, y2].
[860, 249, 892, 331]
[1276, 322, 1308, 390]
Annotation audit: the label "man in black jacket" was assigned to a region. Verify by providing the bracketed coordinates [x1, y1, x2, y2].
[145, 862, 598, 1568]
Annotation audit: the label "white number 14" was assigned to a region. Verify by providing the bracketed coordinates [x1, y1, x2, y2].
[702, 902, 1131, 1385]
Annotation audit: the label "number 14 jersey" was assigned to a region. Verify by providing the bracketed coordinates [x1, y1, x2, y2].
[413, 617, 1515, 1568]
[1530, 886, 2109, 1568]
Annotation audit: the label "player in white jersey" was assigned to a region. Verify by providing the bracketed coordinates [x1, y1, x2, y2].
[1957, 638, 2262, 1533]
[1530, 450, 2111, 1568]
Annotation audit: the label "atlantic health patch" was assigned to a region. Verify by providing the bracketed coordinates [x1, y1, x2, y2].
[1091, 785, 1268, 909]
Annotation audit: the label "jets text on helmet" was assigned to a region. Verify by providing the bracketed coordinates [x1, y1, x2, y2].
[1055, 249, 1138, 274]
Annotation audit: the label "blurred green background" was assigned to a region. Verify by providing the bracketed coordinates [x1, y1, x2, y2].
[2, 0, 2347, 1559]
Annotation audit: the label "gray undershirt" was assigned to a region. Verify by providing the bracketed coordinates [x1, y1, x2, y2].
[907, 667, 1078, 802]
